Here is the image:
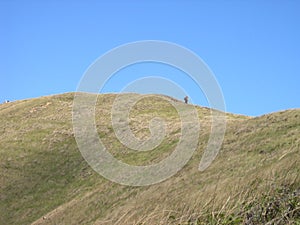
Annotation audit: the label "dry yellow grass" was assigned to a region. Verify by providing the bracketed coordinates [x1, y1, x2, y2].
[0, 93, 299, 225]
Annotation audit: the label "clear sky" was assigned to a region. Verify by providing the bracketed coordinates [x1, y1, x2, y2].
[1, 0, 299, 116]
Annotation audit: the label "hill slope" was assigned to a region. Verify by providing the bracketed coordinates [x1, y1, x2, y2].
[0, 93, 299, 225]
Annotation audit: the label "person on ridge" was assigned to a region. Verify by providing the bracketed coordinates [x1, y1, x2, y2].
[184, 96, 188, 104]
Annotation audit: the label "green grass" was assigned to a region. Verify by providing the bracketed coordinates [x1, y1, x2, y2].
[0, 93, 299, 225]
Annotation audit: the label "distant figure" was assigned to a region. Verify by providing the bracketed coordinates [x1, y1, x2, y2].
[184, 96, 188, 104]
[5, 100, 10, 103]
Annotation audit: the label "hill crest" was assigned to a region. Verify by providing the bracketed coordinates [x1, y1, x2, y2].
[0, 93, 299, 225]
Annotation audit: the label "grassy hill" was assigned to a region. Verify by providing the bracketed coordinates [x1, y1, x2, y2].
[0, 93, 299, 225]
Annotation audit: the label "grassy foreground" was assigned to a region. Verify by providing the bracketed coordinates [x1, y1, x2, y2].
[0, 93, 299, 225]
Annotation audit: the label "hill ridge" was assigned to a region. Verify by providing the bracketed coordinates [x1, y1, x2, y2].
[0, 93, 299, 224]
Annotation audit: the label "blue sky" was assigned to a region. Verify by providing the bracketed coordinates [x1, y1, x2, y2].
[1, 0, 299, 116]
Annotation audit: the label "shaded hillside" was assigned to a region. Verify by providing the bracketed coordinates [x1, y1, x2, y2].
[0, 93, 299, 225]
